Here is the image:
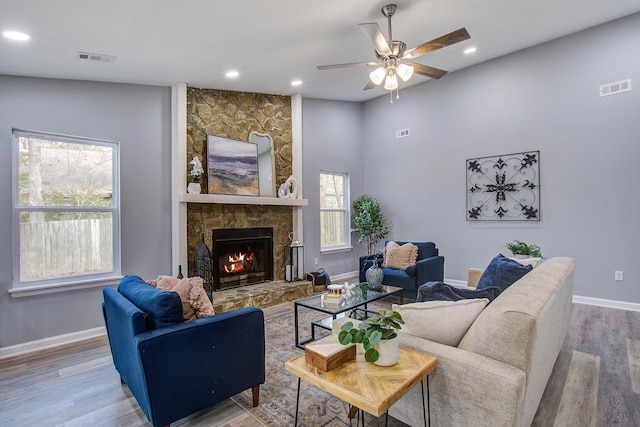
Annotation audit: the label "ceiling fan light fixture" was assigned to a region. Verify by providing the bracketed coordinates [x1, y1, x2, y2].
[397, 63, 414, 81]
[369, 67, 386, 85]
[384, 72, 398, 91]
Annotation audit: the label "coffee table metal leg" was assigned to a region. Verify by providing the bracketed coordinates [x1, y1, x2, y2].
[294, 377, 301, 426]
[422, 376, 430, 427]
[294, 303, 300, 348]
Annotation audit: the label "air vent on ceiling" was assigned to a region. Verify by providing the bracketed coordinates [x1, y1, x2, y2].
[76, 51, 116, 63]
[599, 79, 631, 97]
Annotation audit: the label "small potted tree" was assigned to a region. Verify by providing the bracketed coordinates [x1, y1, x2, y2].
[352, 195, 389, 288]
[352, 195, 389, 255]
[338, 310, 404, 366]
[505, 240, 543, 258]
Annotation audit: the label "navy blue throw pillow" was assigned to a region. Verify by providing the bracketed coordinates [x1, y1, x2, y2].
[476, 254, 533, 292]
[118, 275, 184, 329]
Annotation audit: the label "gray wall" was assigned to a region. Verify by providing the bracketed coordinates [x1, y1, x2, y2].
[0, 76, 172, 347]
[360, 14, 640, 303]
[301, 98, 365, 278]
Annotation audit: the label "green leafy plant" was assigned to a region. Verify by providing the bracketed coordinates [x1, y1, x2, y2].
[505, 240, 543, 258]
[338, 310, 404, 363]
[352, 195, 389, 255]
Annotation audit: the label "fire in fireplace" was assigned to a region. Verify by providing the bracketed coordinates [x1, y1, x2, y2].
[212, 228, 273, 290]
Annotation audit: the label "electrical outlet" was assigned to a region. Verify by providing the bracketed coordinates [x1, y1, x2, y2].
[615, 271, 624, 281]
[314, 257, 318, 266]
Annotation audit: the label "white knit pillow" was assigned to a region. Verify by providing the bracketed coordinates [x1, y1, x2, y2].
[392, 299, 489, 346]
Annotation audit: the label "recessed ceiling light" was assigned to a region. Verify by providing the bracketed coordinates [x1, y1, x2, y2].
[464, 47, 477, 55]
[2, 30, 30, 41]
[225, 70, 239, 78]
[291, 80, 303, 87]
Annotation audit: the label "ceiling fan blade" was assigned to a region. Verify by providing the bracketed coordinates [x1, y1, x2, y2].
[403, 28, 470, 59]
[358, 22, 392, 57]
[363, 80, 377, 90]
[317, 61, 379, 70]
[406, 62, 448, 80]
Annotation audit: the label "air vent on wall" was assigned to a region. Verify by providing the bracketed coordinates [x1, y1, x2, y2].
[395, 128, 410, 138]
[76, 51, 116, 63]
[599, 79, 631, 97]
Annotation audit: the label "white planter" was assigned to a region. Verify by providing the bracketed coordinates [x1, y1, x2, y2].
[374, 336, 399, 366]
[187, 182, 201, 194]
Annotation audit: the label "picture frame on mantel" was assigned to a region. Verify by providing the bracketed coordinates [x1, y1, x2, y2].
[207, 135, 259, 196]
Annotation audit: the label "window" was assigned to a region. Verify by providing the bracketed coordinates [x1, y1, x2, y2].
[320, 171, 350, 251]
[12, 129, 120, 291]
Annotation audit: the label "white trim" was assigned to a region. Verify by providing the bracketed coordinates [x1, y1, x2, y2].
[444, 278, 468, 288]
[573, 295, 640, 312]
[9, 276, 120, 297]
[331, 270, 359, 283]
[0, 327, 107, 360]
[179, 193, 308, 206]
[291, 93, 304, 246]
[171, 83, 188, 276]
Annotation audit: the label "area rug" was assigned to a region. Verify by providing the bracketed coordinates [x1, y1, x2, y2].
[232, 301, 408, 426]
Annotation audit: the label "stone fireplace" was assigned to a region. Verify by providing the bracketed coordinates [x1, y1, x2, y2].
[212, 227, 273, 290]
[185, 88, 294, 282]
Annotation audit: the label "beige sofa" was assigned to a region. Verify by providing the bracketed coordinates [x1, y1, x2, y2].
[389, 257, 575, 427]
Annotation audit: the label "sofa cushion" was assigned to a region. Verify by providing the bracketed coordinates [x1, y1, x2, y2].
[392, 298, 489, 346]
[477, 254, 533, 292]
[148, 275, 215, 321]
[118, 275, 184, 329]
[383, 241, 418, 270]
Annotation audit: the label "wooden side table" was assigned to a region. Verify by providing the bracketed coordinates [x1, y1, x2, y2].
[285, 345, 437, 426]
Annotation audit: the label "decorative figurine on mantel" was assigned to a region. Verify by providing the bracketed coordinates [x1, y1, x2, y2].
[278, 175, 298, 199]
[188, 155, 204, 194]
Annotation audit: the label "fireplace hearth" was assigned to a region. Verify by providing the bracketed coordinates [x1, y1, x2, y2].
[212, 228, 274, 291]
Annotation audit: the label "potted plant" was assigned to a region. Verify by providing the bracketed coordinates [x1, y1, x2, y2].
[338, 309, 404, 366]
[505, 240, 543, 258]
[352, 195, 389, 255]
[188, 155, 204, 194]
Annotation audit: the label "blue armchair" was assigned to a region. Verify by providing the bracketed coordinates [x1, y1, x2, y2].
[102, 276, 265, 427]
[359, 241, 444, 300]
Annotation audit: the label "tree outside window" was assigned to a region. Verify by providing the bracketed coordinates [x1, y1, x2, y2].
[320, 171, 350, 250]
[13, 129, 120, 287]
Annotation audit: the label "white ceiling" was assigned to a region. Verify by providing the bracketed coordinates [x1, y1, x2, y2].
[1, 0, 639, 102]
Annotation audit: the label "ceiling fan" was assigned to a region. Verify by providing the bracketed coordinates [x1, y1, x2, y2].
[317, 4, 470, 100]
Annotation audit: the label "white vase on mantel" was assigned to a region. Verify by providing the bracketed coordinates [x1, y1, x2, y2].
[374, 336, 400, 366]
[187, 182, 201, 194]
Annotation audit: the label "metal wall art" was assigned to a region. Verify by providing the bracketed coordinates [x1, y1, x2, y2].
[466, 151, 540, 221]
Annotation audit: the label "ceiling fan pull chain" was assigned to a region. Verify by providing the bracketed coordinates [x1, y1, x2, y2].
[390, 91, 393, 104]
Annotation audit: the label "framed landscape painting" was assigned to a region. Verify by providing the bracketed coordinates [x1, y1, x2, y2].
[207, 135, 259, 196]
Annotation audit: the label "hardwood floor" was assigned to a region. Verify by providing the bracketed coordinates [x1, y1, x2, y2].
[0, 303, 638, 426]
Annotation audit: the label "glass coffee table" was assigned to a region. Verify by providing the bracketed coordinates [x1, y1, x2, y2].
[294, 284, 403, 349]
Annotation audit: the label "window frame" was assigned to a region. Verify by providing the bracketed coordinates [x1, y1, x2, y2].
[319, 170, 351, 252]
[10, 129, 122, 295]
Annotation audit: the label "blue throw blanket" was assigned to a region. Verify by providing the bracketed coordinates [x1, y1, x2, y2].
[417, 281, 501, 303]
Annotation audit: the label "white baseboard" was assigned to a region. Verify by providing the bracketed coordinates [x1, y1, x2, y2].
[573, 295, 640, 312]
[0, 326, 106, 360]
[331, 270, 359, 283]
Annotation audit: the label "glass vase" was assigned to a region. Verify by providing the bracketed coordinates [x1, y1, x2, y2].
[365, 259, 384, 289]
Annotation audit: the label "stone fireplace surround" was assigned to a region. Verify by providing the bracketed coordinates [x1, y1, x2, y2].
[180, 87, 310, 311]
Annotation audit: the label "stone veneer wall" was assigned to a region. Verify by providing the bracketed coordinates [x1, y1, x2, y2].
[186, 88, 293, 281]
